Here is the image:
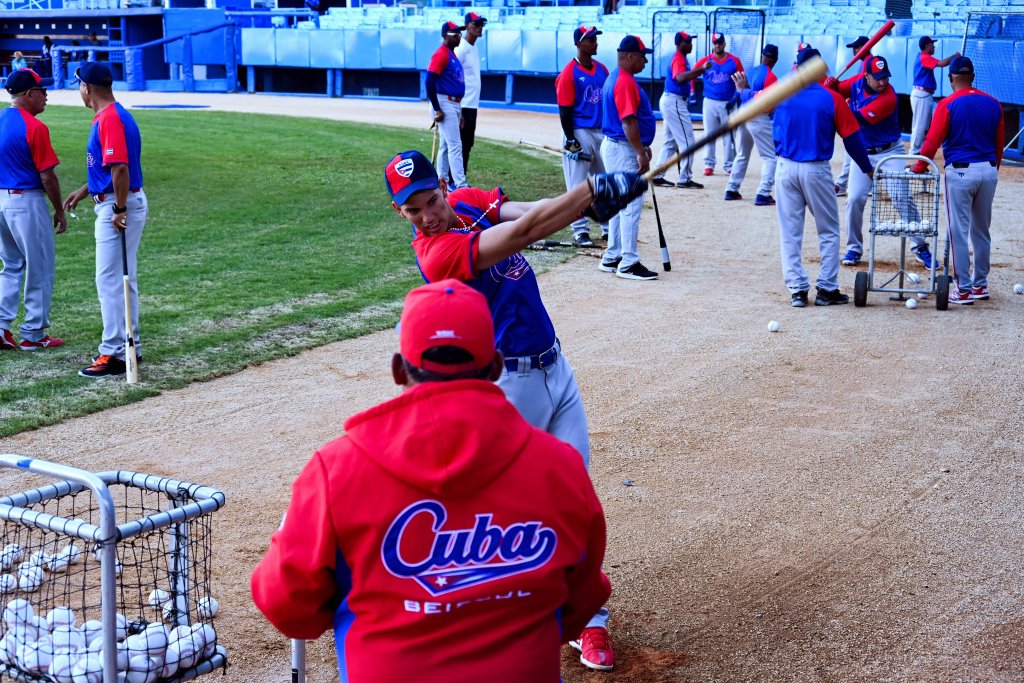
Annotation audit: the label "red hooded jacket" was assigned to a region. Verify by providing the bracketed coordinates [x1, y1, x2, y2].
[251, 379, 610, 683]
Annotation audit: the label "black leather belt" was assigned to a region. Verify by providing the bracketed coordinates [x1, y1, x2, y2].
[951, 161, 996, 168]
[866, 144, 899, 155]
[504, 343, 559, 372]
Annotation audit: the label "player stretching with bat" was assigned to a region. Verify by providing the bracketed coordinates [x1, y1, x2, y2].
[386, 150, 646, 672]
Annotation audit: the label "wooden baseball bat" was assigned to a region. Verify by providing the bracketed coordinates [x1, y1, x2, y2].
[120, 229, 139, 384]
[645, 56, 828, 182]
[836, 20, 895, 79]
[518, 139, 567, 157]
[534, 239, 600, 249]
[650, 184, 671, 272]
[430, 123, 438, 167]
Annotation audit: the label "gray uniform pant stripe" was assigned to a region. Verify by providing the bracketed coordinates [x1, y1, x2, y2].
[944, 163, 997, 290]
[776, 158, 841, 293]
[654, 92, 696, 183]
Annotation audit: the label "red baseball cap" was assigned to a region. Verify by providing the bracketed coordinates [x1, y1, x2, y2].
[675, 31, 693, 45]
[400, 279, 495, 374]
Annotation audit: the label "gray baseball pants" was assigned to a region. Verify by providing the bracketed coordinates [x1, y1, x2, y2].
[727, 114, 776, 196]
[94, 190, 148, 359]
[600, 138, 644, 270]
[909, 89, 935, 155]
[0, 190, 56, 342]
[702, 97, 735, 173]
[776, 158, 841, 293]
[435, 99, 467, 189]
[845, 145, 925, 256]
[944, 162, 997, 291]
[836, 153, 851, 191]
[654, 92, 696, 184]
[562, 127, 606, 237]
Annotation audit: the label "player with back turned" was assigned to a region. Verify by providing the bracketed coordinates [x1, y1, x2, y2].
[386, 150, 647, 671]
[555, 25, 610, 247]
[251, 279, 611, 683]
[913, 56, 1003, 305]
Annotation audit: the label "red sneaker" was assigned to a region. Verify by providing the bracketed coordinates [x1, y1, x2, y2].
[970, 286, 990, 300]
[948, 288, 974, 305]
[569, 626, 615, 671]
[0, 329, 15, 350]
[18, 336, 64, 351]
[702, 168, 714, 177]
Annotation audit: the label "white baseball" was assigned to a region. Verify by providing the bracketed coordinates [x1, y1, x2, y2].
[906, 272, 921, 284]
[905, 298, 918, 309]
[1014, 283, 1024, 295]
[919, 219, 932, 231]
[197, 596, 219, 618]
[114, 613, 128, 642]
[198, 623, 216, 659]
[46, 555, 70, 573]
[147, 589, 169, 607]
[918, 292, 929, 300]
[0, 544, 21, 571]
[767, 320, 781, 333]
[125, 624, 168, 662]
[49, 650, 79, 683]
[17, 636, 54, 672]
[28, 550, 52, 567]
[71, 652, 103, 683]
[159, 641, 184, 679]
[4, 598, 34, 626]
[59, 544, 83, 565]
[125, 654, 160, 683]
[47, 607, 77, 631]
[161, 600, 176, 623]
[18, 564, 43, 592]
[908, 221, 919, 232]
[91, 641, 129, 671]
[0, 574, 15, 594]
[894, 219, 906, 231]
[51, 625, 86, 653]
[81, 620, 103, 647]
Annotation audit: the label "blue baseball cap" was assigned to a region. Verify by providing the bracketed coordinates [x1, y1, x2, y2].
[762, 44, 778, 59]
[949, 55, 974, 75]
[618, 35, 653, 54]
[441, 20, 464, 36]
[796, 47, 821, 66]
[574, 25, 602, 44]
[385, 151, 439, 206]
[712, 32, 726, 44]
[919, 35, 935, 49]
[464, 12, 487, 25]
[71, 61, 113, 87]
[846, 36, 869, 50]
[675, 31, 693, 45]
[4, 68, 52, 94]
[865, 55, 891, 79]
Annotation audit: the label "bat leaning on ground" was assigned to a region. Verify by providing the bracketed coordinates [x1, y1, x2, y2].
[649, 183, 671, 272]
[836, 20, 896, 79]
[430, 123, 439, 167]
[533, 239, 600, 249]
[120, 230, 139, 384]
[526, 244, 602, 258]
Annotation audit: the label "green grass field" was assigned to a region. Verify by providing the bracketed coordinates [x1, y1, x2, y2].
[0, 105, 565, 437]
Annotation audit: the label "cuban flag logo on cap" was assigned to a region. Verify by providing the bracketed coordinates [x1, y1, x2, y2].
[874, 59, 884, 71]
[395, 158, 415, 178]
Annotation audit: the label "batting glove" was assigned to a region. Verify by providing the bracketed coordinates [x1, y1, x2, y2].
[566, 150, 581, 162]
[585, 172, 648, 223]
[564, 138, 583, 154]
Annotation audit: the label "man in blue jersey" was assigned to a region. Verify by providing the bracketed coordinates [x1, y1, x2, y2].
[426, 22, 467, 189]
[601, 35, 658, 281]
[695, 33, 744, 176]
[725, 44, 778, 206]
[385, 149, 648, 672]
[556, 26, 610, 247]
[651, 30, 705, 190]
[909, 36, 959, 155]
[913, 56, 1003, 304]
[773, 49, 873, 308]
[0, 68, 66, 351]
[833, 35, 872, 196]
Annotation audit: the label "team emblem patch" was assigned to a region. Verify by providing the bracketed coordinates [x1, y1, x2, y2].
[874, 59, 884, 71]
[382, 500, 558, 596]
[105, 148, 115, 156]
[395, 158, 415, 178]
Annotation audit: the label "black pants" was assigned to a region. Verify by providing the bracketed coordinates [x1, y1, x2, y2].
[461, 107, 478, 174]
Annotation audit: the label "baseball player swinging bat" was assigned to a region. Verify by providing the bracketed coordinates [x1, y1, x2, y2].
[645, 56, 828, 182]
[518, 139, 594, 162]
[836, 20, 895, 79]
[120, 230, 139, 384]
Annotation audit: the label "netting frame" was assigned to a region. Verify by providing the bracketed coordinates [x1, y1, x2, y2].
[711, 8, 766, 76]
[0, 455, 228, 683]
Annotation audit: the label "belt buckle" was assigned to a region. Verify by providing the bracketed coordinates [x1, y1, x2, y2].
[92, 193, 105, 204]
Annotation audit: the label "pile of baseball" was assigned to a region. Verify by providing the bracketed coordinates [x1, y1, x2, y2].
[0, 599, 218, 683]
[0, 542, 83, 594]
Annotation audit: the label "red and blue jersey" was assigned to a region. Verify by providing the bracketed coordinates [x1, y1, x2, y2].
[838, 77, 900, 149]
[427, 46, 466, 98]
[411, 187, 557, 358]
[919, 87, 1005, 167]
[913, 52, 940, 91]
[773, 83, 862, 162]
[694, 52, 744, 101]
[251, 380, 611, 683]
[663, 52, 692, 97]
[555, 59, 609, 130]
[737, 63, 777, 105]
[86, 102, 142, 194]
[0, 106, 59, 190]
[601, 68, 656, 146]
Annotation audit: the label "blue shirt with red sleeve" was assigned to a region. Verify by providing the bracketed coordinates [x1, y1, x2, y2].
[426, 46, 465, 99]
[917, 87, 1005, 168]
[838, 77, 900, 149]
[555, 59, 609, 130]
[913, 52, 940, 92]
[737, 63, 777, 105]
[694, 53, 744, 101]
[86, 102, 143, 194]
[663, 52, 692, 98]
[0, 106, 59, 190]
[411, 186, 557, 358]
[601, 69, 656, 146]
[773, 83, 869, 172]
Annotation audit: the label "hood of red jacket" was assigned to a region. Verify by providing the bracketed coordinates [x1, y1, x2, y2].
[343, 380, 532, 497]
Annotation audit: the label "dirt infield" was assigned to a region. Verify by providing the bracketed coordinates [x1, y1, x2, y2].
[4, 92, 1024, 682]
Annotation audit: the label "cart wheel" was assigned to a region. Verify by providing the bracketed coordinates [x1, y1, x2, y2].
[936, 274, 950, 311]
[854, 271, 868, 307]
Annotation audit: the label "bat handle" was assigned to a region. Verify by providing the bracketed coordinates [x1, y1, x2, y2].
[120, 229, 138, 385]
